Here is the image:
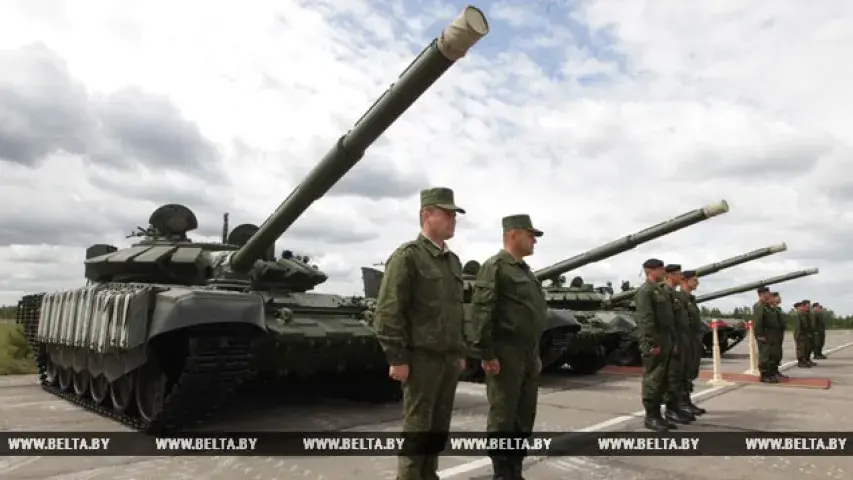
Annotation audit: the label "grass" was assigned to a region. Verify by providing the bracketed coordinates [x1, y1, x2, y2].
[0, 322, 37, 375]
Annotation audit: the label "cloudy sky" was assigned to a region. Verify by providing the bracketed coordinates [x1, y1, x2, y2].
[1, 0, 850, 314]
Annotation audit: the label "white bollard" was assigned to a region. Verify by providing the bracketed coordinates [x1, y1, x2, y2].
[707, 319, 734, 386]
[743, 321, 759, 376]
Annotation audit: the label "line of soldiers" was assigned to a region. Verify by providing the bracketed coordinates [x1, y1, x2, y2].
[634, 259, 707, 432]
[752, 288, 828, 383]
[373, 187, 548, 480]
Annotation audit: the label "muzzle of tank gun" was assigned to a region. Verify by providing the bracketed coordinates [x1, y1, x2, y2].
[769, 242, 787, 253]
[436, 6, 490, 61]
[701, 200, 730, 217]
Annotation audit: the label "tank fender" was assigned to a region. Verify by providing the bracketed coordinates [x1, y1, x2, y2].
[147, 289, 267, 340]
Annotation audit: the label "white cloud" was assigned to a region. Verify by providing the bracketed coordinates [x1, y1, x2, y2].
[1, 0, 849, 314]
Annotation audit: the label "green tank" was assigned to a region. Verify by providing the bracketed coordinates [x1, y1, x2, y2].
[694, 268, 820, 355]
[603, 243, 793, 364]
[13, 6, 490, 433]
[539, 200, 731, 374]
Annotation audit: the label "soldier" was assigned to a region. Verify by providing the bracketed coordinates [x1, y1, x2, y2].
[661, 264, 695, 424]
[770, 291, 787, 378]
[635, 258, 680, 432]
[793, 301, 813, 368]
[470, 214, 547, 480]
[800, 299, 818, 366]
[812, 303, 827, 359]
[374, 187, 467, 480]
[678, 270, 706, 416]
[752, 286, 784, 383]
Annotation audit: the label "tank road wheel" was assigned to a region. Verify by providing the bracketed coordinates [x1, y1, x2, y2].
[134, 361, 170, 423]
[90, 376, 110, 405]
[72, 370, 91, 397]
[45, 359, 59, 386]
[110, 372, 135, 414]
[58, 367, 73, 392]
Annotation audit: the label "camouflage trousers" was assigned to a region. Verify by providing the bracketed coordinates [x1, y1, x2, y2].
[640, 341, 679, 411]
[812, 330, 826, 355]
[795, 332, 811, 360]
[684, 336, 704, 394]
[484, 346, 539, 460]
[663, 338, 689, 407]
[758, 335, 782, 373]
[397, 351, 461, 480]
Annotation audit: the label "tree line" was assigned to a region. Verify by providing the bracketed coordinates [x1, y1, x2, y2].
[700, 305, 853, 329]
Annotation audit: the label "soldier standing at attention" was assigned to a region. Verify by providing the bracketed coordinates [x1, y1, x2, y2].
[635, 258, 679, 432]
[661, 264, 695, 424]
[793, 301, 813, 368]
[800, 299, 818, 366]
[770, 292, 788, 379]
[812, 303, 827, 359]
[470, 214, 547, 480]
[752, 287, 783, 383]
[374, 187, 467, 480]
[678, 270, 706, 416]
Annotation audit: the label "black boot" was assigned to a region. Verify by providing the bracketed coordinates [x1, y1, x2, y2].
[644, 406, 669, 432]
[797, 359, 810, 368]
[665, 405, 693, 425]
[682, 393, 706, 415]
[815, 351, 827, 359]
[760, 373, 779, 384]
[490, 456, 514, 480]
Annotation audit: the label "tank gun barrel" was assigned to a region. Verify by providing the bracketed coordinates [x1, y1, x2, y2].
[533, 200, 729, 281]
[695, 268, 819, 303]
[229, 6, 490, 272]
[694, 242, 786, 277]
[605, 242, 787, 306]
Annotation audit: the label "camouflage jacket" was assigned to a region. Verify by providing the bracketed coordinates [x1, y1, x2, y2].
[812, 310, 825, 330]
[794, 310, 811, 336]
[662, 283, 690, 343]
[469, 249, 548, 361]
[681, 290, 704, 338]
[634, 279, 676, 352]
[752, 301, 784, 338]
[374, 234, 465, 364]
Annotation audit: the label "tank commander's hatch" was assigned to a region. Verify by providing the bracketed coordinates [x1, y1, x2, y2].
[227, 223, 274, 261]
[149, 204, 198, 237]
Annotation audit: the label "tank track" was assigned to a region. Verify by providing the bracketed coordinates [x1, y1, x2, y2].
[18, 294, 257, 434]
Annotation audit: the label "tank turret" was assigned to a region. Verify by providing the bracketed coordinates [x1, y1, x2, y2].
[533, 200, 729, 282]
[605, 242, 789, 306]
[21, 6, 490, 434]
[695, 268, 819, 303]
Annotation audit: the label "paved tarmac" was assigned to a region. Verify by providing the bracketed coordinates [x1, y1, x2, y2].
[1, 330, 851, 480]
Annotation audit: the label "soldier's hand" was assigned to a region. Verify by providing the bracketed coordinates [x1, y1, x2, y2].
[534, 356, 542, 375]
[673, 346, 678, 355]
[757, 336, 767, 343]
[389, 364, 409, 382]
[649, 346, 661, 356]
[458, 358, 466, 371]
[482, 359, 500, 375]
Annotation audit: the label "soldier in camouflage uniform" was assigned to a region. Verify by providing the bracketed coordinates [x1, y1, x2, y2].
[470, 214, 547, 480]
[678, 270, 706, 416]
[812, 303, 827, 359]
[770, 292, 789, 379]
[661, 264, 695, 424]
[793, 301, 814, 368]
[752, 286, 784, 383]
[374, 187, 467, 480]
[635, 258, 680, 432]
[800, 299, 819, 366]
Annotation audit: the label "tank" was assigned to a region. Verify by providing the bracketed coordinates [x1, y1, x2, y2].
[14, 7, 490, 434]
[538, 200, 732, 374]
[601, 243, 791, 365]
[694, 268, 820, 355]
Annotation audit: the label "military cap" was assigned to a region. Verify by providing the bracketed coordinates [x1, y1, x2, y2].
[814, 302, 821, 307]
[682, 270, 696, 278]
[502, 214, 543, 236]
[801, 299, 810, 304]
[642, 258, 664, 269]
[794, 302, 802, 308]
[420, 187, 465, 214]
[756, 286, 770, 293]
[664, 264, 682, 273]
[771, 291, 780, 297]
